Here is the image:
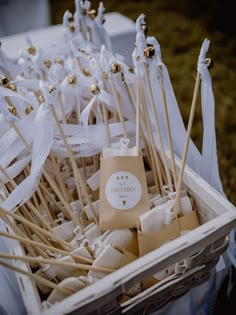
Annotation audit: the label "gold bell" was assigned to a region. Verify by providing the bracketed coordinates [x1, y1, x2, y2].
[144, 45, 155, 58]
[81, 8, 87, 16]
[90, 84, 100, 95]
[48, 84, 55, 93]
[27, 46, 36, 55]
[89, 9, 97, 20]
[79, 48, 85, 53]
[0, 77, 9, 86]
[44, 59, 52, 68]
[141, 23, 148, 36]
[8, 106, 17, 116]
[38, 95, 45, 104]
[103, 71, 108, 79]
[69, 22, 75, 33]
[67, 74, 77, 84]
[83, 68, 91, 76]
[127, 66, 134, 73]
[25, 105, 33, 115]
[206, 58, 214, 70]
[111, 63, 121, 73]
[7, 83, 17, 92]
[55, 58, 63, 65]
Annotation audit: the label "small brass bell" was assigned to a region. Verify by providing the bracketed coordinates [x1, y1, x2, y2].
[27, 46, 36, 55]
[144, 45, 155, 58]
[81, 8, 87, 16]
[111, 63, 121, 73]
[7, 84, 17, 92]
[0, 77, 9, 86]
[89, 9, 97, 20]
[48, 84, 55, 93]
[44, 59, 52, 68]
[127, 66, 134, 73]
[206, 58, 214, 70]
[25, 105, 33, 115]
[69, 22, 75, 33]
[55, 58, 63, 65]
[103, 71, 108, 79]
[8, 106, 17, 116]
[67, 74, 77, 84]
[83, 68, 91, 76]
[90, 84, 100, 95]
[38, 95, 45, 104]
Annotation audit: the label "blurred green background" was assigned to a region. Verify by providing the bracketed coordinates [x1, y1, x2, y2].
[49, 0, 236, 204]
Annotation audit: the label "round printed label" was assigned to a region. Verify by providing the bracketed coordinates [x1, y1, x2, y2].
[105, 171, 142, 210]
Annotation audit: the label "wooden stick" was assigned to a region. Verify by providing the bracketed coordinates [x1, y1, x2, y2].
[0, 230, 94, 264]
[0, 252, 115, 273]
[0, 212, 40, 258]
[101, 103, 111, 147]
[158, 66, 178, 189]
[9, 120, 76, 223]
[139, 81, 163, 194]
[0, 206, 75, 251]
[50, 104, 99, 226]
[143, 63, 174, 193]
[49, 152, 71, 204]
[110, 79, 128, 138]
[135, 83, 140, 155]
[173, 71, 201, 210]
[0, 259, 72, 295]
[125, 81, 160, 186]
[123, 79, 152, 168]
[38, 181, 71, 221]
[0, 165, 52, 231]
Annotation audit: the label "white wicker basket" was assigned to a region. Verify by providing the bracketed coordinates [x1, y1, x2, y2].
[4, 153, 236, 315]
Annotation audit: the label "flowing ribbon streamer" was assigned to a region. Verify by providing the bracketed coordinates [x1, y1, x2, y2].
[197, 39, 224, 194]
[1, 98, 53, 211]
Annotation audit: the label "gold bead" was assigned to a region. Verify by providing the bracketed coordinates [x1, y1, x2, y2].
[206, 58, 214, 70]
[90, 84, 100, 94]
[8, 106, 17, 116]
[141, 23, 148, 36]
[48, 84, 55, 93]
[81, 8, 87, 16]
[128, 66, 134, 73]
[44, 59, 52, 68]
[27, 46, 36, 55]
[111, 63, 121, 73]
[38, 95, 45, 104]
[0, 77, 9, 86]
[7, 83, 17, 92]
[103, 71, 108, 79]
[89, 9, 97, 20]
[144, 45, 155, 58]
[69, 22, 75, 32]
[79, 48, 85, 53]
[55, 58, 63, 65]
[68, 16, 73, 22]
[136, 56, 140, 62]
[83, 68, 91, 76]
[25, 105, 33, 115]
[67, 74, 77, 84]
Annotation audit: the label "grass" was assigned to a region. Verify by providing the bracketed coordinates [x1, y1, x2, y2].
[49, 0, 236, 205]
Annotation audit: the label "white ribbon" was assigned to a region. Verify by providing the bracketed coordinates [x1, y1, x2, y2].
[197, 38, 223, 194]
